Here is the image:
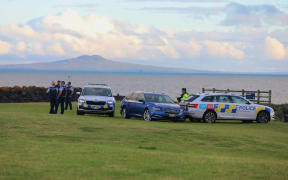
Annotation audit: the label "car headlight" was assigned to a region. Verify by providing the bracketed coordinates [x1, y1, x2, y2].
[107, 100, 114, 104]
[79, 99, 85, 103]
[152, 107, 161, 111]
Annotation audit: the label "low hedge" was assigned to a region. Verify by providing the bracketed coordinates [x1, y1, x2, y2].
[0, 86, 124, 103]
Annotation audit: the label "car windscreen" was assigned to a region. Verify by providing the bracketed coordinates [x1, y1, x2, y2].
[82, 88, 112, 97]
[145, 94, 175, 104]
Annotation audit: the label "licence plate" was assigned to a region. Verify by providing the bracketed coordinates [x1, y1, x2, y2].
[169, 114, 176, 117]
[91, 105, 101, 109]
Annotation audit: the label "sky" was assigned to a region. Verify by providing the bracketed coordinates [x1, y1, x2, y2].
[0, 0, 287, 72]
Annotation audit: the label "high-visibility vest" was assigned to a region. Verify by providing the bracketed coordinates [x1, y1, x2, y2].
[181, 93, 189, 101]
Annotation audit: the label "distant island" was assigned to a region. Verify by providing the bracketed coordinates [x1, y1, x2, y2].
[0, 55, 205, 73]
[1, 55, 287, 76]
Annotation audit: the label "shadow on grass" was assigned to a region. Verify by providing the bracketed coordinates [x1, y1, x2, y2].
[138, 146, 157, 150]
[35, 135, 82, 142]
[80, 127, 104, 132]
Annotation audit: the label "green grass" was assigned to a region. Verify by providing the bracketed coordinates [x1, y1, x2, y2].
[1, 102, 288, 180]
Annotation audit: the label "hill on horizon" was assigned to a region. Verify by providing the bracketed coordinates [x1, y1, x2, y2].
[0, 55, 205, 73]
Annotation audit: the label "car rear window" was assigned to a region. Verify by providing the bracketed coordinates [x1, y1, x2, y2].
[185, 95, 200, 102]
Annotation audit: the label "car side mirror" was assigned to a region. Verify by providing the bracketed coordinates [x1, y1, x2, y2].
[139, 99, 145, 104]
[246, 101, 251, 105]
[76, 92, 81, 95]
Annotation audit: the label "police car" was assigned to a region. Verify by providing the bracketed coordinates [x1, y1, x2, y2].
[181, 93, 275, 123]
[76, 84, 115, 117]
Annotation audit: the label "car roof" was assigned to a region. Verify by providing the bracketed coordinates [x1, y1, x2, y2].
[131, 91, 166, 95]
[197, 92, 237, 96]
[83, 84, 111, 89]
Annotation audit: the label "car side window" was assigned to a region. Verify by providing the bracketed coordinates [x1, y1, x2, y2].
[126, 93, 134, 100]
[131, 93, 139, 101]
[127, 93, 138, 101]
[201, 96, 214, 102]
[231, 96, 249, 104]
[215, 95, 232, 103]
[136, 93, 145, 101]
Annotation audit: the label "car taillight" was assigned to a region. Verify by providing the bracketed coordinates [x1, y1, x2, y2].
[188, 104, 198, 108]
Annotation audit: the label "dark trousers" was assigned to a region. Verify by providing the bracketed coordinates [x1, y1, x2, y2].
[65, 96, 72, 110]
[55, 97, 65, 114]
[49, 98, 57, 114]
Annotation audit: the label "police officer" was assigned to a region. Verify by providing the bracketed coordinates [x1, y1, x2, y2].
[56, 80, 61, 89]
[65, 82, 74, 110]
[177, 88, 189, 102]
[55, 81, 66, 114]
[46, 81, 58, 114]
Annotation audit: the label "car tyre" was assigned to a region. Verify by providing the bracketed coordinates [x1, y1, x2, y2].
[257, 111, 269, 123]
[121, 107, 129, 119]
[143, 109, 152, 121]
[203, 111, 216, 123]
[109, 111, 115, 117]
[77, 108, 84, 115]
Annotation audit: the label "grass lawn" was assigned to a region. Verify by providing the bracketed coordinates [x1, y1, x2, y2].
[0, 102, 288, 180]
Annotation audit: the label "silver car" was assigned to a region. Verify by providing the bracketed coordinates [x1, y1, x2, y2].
[77, 84, 115, 117]
[180, 93, 275, 123]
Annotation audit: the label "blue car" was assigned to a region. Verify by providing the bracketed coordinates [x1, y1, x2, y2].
[120, 91, 185, 122]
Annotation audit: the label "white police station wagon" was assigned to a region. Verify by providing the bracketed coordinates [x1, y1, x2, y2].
[181, 93, 275, 123]
[77, 84, 115, 117]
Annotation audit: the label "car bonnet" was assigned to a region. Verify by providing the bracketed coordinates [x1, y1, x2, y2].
[150, 102, 180, 109]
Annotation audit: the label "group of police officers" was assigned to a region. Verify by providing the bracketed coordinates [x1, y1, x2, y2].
[46, 80, 74, 114]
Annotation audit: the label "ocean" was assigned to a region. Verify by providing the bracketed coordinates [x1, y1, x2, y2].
[0, 71, 288, 104]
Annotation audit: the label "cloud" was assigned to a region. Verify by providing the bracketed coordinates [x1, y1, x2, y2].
[141, 2, 288, 27]
[265, 36, 286, 60]
[128, 0, 226, 2]
[141, 6, 224, 15]
[0, 40, 11, 54]
[55, 3, 98, 9]
[1, 9, 288, 66]
[221, 2, 288, 27]
[0, 9, 247, 61]
[203, 40, 244, 60]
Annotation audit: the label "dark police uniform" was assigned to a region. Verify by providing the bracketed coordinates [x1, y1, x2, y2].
[55, 85, 66, 114]
[65, 86, 73, 110]
[47, 86, 58, 114]
[59, 85, 66, 114]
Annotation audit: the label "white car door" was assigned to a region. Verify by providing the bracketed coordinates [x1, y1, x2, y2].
[213, 95, 234, 119]
[231, 96, 256, 120]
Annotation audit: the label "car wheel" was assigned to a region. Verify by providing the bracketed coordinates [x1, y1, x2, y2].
[203, 111, 216, 123]
[143, 109, 152, 121]
[109, 111, 115, 117]
[257, 111, 269, 123]
[121, 107, 129, 119]
[77, 108, 84, 115]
